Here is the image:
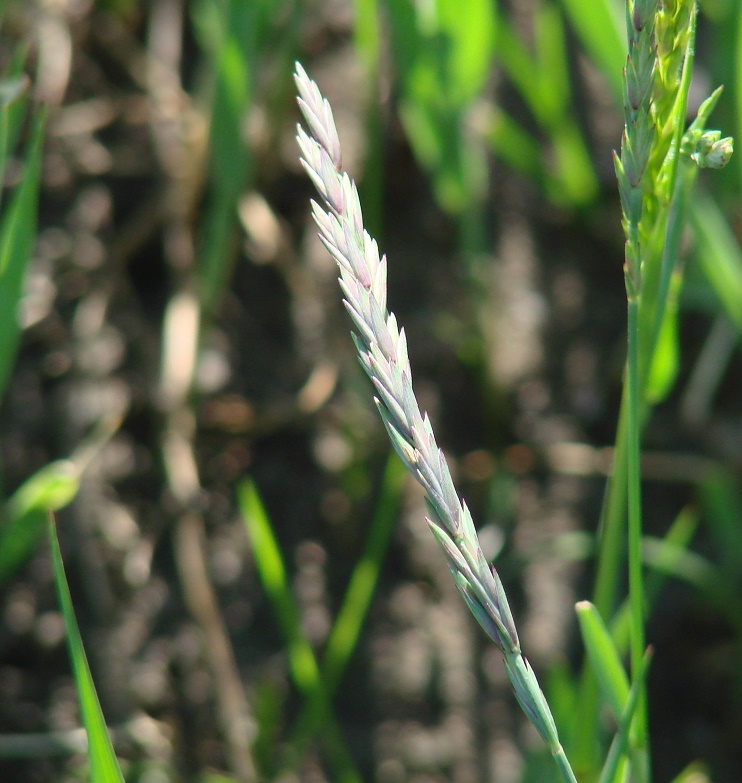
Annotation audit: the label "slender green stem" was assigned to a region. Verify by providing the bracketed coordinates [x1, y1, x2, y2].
[573, 390, 629, 775]
[553, 745, 580, 783]
[626, 296, 648, 778]
[593, 390, 630, 618]
[505, 651, 579, 783]
[598, 648, 654, 783]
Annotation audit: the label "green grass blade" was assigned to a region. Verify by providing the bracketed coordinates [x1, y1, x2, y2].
[485, 107, 543, 178]
[644, 269, 680, 404]
[321, 455, 404, 689]
[690, 190, 742, 332]
[641, 537, 718, 590]
[0, 109, 44, 394]
[698, 468, 742, 580]
[385, 0, 495, 215]
[597, 648, 654, 783]
[494, 14, 543, 121]
[198, 31, 252, 312]
[239, 480, 315, 688]
[668, 762, 711, 783]
[576, 601, 630, 721]
[0, 46, 33, 185]
[534, 2, 570, 122]
[436, 0, 497, 106]
[0, 71, 31, 214]
[48, 515, 125, 783]
[610, 506, 703, 653]
[238, 480, 363, 783]
[626, 295, 648, 768]
[196, 0, 277, 312]
[549, 119, 599, 207]
[495, 5, 598, 206]
[288, 455, 404, 753]
[558, 0, 624, 102]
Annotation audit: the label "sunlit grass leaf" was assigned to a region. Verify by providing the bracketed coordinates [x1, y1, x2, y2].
[195, 0, 294, 310]
[251, 680, 285, 776]
[494, 5, 598, 206]
[48, 515, 125, 783]
[385, 0, 496, 213]
[353, 0, 384, 235]
[668, 761, 711, 783]
[535, 1, 599, 205]
[0, 46, 34, 164]
[0, 461, 80, 583]
[544, 661, 578, 742]
[534, 3, 570, 121]
[435, 0, 497, 106]
[238, 480, 305, 659]
[576, 601, 630, 721]
[0, 413, 121, 583]
[386, 0, 496, 106]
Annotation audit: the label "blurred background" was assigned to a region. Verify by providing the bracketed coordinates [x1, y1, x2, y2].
[1, 0, 742, 781]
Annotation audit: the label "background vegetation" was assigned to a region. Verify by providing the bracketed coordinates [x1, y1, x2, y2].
[1, 0, 742, 781]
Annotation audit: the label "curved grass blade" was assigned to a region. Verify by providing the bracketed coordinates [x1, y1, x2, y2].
[238, 480, 363, 783]
[576, 601, 630, 721]
[0, 413, 123, 583]
[597, 647, 654, 783]
[321, 454, 404, 690]
[496, 3, 598, 206]
[289, 454, 404, 751]
[0, 462, 79, 584]
[48, 514, 125, 783]
[691, 189, 742, 333]
[668, 761, 711, 783]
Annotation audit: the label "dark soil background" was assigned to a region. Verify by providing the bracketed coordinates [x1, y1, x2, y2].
[1, 2, 742, 782]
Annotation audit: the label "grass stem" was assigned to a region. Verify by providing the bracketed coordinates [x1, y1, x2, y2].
[626, 295, 648, 776]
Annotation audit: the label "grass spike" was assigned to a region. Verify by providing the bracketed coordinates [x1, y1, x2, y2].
[294, 61, 578, 783]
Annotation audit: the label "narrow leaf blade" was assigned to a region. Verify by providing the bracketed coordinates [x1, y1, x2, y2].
[48, 515, 125, 783]
[576, 600, 630, 720]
